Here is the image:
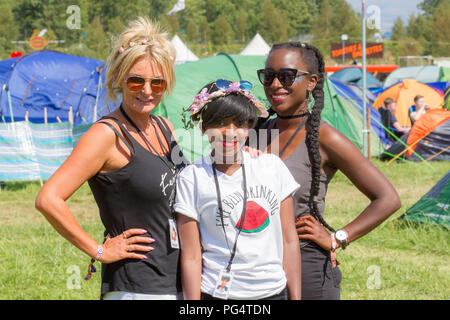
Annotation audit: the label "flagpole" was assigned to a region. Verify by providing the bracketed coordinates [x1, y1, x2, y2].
[362, 0, 368, 158]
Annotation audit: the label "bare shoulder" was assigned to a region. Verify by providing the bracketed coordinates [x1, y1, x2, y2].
[319, 122, 360, 153]
[318, 122, 367, 170]
[80, 120, 119, 148]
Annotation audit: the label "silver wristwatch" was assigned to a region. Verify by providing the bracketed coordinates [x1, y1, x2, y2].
[335, 229, 349, 250]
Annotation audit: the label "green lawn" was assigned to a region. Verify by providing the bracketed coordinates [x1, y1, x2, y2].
[0, 159, 448, 300]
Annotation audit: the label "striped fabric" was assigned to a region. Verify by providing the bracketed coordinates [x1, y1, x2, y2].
[0, 121, 87, 181]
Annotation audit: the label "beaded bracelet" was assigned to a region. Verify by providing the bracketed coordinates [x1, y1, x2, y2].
[330, 234, 339, 269]
[84, 245, 103, 281]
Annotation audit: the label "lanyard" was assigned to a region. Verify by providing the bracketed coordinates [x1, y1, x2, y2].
[119, 105, 174, 171]
[212, 157, 248, 273]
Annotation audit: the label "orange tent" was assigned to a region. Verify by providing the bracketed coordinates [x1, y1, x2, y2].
[406, 109, 450, 158]
[373, 79, 444, 127]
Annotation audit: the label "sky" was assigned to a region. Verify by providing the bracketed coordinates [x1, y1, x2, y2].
[346, 0, 423, 35]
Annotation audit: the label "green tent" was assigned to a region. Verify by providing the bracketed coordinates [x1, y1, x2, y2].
[154, 53, 385, 162]
[401, 171, 450, 229]
[439, 67, 450, 82]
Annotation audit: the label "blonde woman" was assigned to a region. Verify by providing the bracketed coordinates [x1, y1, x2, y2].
[35, 17, 187, 300]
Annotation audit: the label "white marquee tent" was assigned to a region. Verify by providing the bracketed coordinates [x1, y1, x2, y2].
[171, 34, 199, 65]
[240, 33, 271, 56]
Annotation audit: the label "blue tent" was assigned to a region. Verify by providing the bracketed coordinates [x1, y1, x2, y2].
[0, 57, 17, 88]
[330, 78, 390, 146]
[0, 50, 119, 126]
[330, 67, 382, 92]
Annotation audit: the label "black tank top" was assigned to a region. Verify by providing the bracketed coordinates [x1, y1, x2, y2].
[88, 115, 187, 297]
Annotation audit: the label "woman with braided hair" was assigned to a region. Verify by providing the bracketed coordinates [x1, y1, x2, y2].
[256, 42, 400, 299]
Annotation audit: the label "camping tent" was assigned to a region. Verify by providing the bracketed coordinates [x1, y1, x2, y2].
[401, 171, 450, 229]
[240, 33, 271, 56]
[440, 67, 450, 82]
[373, 79, 444, 127]
[406, 109, 450, 161]
[154, 53, 386, 162]
[381, 109, 450, 162]
[0, 50, 116, 126]
[329, 78, 389, 145]
[0, 57, 17, 86]
[170, 35, 199, 65]
[383, 65, 442, 88]
[329, 67, 382, 91]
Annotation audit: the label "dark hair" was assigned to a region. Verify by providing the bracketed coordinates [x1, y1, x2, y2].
[414, 95, 424, 103]
[384, 97, 395, 106]
[191, 82, 258, 129]
[268, 42, 335, 233]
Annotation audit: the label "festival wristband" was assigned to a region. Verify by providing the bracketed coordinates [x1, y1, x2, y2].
[85, 245, 103, 281]
[330, 234, 339, 269]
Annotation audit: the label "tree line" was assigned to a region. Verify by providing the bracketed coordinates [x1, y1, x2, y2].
[389, 0, 450, 58]
[0, 0, 448, 63]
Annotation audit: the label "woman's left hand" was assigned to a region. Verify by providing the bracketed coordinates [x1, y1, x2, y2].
[296, 214, 332, 251]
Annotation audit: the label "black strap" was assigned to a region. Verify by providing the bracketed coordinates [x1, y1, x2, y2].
[279, 116, 308, 158]
[119, 105, 175, 171]
[97, 120, 135, 156]
[212, 158, 247, 273]
[152, 115, 174, 149]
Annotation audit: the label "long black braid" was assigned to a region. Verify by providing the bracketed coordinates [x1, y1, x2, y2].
[267, 41, 336, 233]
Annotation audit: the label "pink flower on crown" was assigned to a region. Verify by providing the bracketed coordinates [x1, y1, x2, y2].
[226, 82, 241, 93]
[189, 88, 210, 115]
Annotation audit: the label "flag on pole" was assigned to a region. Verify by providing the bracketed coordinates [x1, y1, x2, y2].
[166, 0, 185, 16]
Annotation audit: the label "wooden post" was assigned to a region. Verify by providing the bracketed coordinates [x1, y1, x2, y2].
[44, 107, 47, 125]
[68, 106, 73, 125]
[56, 116, 62, 123]
[367, 106, 371, 161]
[93, 104, 97, 122]
[25, 110, 29, 122]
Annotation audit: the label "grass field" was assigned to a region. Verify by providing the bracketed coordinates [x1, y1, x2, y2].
[0, 159, 448, 300]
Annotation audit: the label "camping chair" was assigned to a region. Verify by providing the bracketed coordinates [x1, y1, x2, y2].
[378, 108, 402, 142]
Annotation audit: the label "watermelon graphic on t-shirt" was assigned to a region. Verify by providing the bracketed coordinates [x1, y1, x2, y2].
[236, 201, 270, 233]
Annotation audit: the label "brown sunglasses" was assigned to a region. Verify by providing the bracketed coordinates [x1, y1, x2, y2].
[124, 76, 166, 94]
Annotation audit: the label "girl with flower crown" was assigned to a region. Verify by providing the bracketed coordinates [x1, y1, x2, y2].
[175, 79, 302, 300]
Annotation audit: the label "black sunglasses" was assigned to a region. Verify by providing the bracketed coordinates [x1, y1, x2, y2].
[257, 68, 310, 87]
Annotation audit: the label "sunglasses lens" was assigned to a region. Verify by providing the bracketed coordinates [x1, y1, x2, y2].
[151, 79, 166, 93]
[126, 77, 145, 91]
[278, 70, 296, 87]
[239, 80, 253, 91]
[215, 79, 230, 90]
[257, 70, 273, 86]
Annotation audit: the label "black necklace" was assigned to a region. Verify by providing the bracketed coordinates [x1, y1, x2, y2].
[276, 111, 310, 119]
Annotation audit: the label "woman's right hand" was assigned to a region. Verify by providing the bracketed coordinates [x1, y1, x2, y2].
[99, 228, 155, 264]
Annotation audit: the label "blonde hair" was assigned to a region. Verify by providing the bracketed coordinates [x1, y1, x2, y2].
[105, 17, 176, 103]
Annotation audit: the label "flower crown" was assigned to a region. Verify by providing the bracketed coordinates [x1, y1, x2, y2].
[188, 80, 269, 118]
[118, 38, 174, 61]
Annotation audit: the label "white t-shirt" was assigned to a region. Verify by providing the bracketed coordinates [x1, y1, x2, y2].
[174, 151, 300, 299]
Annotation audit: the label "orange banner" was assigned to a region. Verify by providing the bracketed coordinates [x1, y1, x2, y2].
[331, 43, 383, 59]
